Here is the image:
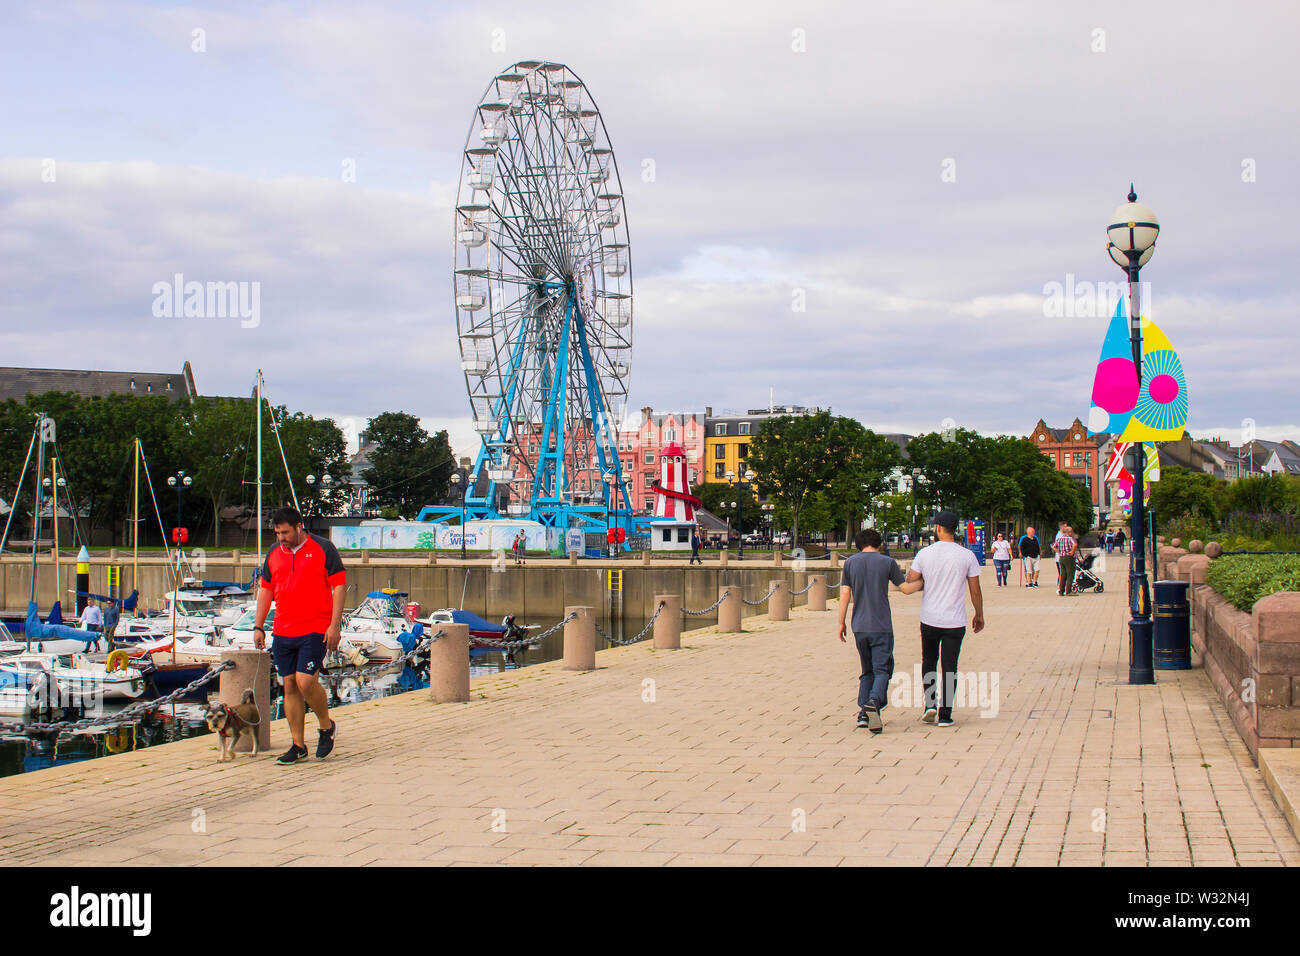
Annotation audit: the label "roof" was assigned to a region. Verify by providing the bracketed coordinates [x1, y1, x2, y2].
[0, 362, 196, 403]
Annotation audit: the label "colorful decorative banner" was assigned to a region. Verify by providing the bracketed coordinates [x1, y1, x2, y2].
[1118, 317, 1188, 443]
[1087, 302, 1139, 437]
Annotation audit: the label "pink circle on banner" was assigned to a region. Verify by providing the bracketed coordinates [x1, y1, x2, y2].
[1149, 374, 1179, 404]
[1092, 357, 1139, 412]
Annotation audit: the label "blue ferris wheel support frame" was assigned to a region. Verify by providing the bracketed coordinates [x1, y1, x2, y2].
[421, 283, 632, 532]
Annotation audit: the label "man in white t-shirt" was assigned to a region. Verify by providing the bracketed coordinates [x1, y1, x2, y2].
[898, 510, 984, 727]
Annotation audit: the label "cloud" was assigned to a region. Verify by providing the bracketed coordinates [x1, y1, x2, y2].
[2, 0, 1298, 459]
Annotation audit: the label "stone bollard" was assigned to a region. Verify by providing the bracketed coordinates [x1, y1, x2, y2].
[231, 549, 241, 564]
[768, 579, 790, 621]
[428, 622, 470, 702]
[109, 548, 119, 560]
[568, 550, 579, 566]
[641, 549, 651, 565]
[772, 551, 782, 567]
[1189, 539, 1204, 554]
[427, 550, 438, 565]
[653, 594, 682, 649]
[361, 549, 370, 564]
[719, 550, 729, 568]
[218, 648, 273, 752]
[1170, 538, 1182, 548]
[1176, 554, 1212, 586]
[563, 606, 596, 670]
[808, 574, 827, 611]
[717, 587, 741, 633]
[831, 553, 841, 569]
[1205, 541, 1223, 559]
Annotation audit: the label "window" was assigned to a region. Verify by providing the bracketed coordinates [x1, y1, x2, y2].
[715, 424, 727, 436]
[715, 445, 725, 459]
[1071, 452, 1087, 468]
[739, 422, 750, 435]
[677, 528, 690, 543]
[738, 444, 749, 459]
[644, 451, 654, 464]
[687, 429, 695, 439]
[665, 428, 676, 441]
[645, 500, 654, 511]
[662, 529, 671, 543]
[715, 462, 725, 478]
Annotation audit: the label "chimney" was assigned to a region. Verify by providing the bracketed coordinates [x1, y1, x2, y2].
[705, 406, 712, 418]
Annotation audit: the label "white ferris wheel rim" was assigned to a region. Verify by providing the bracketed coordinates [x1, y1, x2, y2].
[452, 59, 632, 500]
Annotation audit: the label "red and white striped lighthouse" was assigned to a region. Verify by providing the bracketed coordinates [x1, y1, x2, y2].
[651, 442, 702, 521]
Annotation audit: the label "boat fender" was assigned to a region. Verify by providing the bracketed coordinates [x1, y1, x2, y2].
[104, 728, 131, 754]
[106, 649, 131, 673]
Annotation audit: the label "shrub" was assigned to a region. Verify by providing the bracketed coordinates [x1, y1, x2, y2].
[1206, 554, 1300, 612]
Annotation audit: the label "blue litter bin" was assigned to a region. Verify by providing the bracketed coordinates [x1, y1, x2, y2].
[1153, 579, 1191, 670]
[964, 520, 986, 566]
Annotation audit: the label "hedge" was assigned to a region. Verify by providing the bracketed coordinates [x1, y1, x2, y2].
[1204, 554, 1300, 612]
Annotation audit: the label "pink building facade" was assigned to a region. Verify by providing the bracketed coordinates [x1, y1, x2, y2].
[617, 407, 706, 515]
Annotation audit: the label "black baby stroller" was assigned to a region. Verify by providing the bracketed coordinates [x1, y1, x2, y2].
[1070, 551, 1105, 593]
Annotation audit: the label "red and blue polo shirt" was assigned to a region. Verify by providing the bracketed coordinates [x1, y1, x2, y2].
[259, 533, 346, 637]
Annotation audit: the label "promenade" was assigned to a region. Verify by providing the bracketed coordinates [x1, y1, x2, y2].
[2, 561, 1296, 867]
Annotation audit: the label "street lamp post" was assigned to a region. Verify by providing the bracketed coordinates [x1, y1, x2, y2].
[305, 473, 334, 534]
[1108, 185, 1160, 685]
[450, 472, 467, 559]
[725, 469, 755, 560]
[166, 470, 192, 566]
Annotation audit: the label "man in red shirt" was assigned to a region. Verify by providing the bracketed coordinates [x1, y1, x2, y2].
[253, 507, 347, 764]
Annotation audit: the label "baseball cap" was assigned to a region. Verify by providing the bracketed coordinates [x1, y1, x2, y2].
[933, 510, 959, 531]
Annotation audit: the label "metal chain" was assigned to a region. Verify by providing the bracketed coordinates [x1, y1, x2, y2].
[682, 590, 731, 616]
[0, 658, 236, 737]
[741, 584, 779, 606]
[318, 630, 444, 682]
[594, 601, 666, 646]
[791, 581, 815, 595]
[470, 612, 577, 651]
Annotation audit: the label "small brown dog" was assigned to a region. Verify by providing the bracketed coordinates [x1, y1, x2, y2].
[204, 688, 262, 762]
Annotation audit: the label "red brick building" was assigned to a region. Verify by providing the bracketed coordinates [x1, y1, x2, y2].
[1029, 418, 1115, 513]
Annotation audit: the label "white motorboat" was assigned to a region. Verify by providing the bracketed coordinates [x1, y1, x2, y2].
[0, 652, 146, 705]
[227, 599, 413, 663]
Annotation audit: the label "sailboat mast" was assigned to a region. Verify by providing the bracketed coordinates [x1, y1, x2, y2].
[256, 370, 263, 568]
[51, 455, 59, 608]
[133, 438, 140, 595]
[29, 416, 47, 610]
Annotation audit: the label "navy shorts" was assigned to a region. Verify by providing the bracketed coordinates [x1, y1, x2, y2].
[271, 633, 327, 678]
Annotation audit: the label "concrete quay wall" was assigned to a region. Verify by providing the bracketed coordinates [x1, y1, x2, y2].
[0, 553, 849, 623]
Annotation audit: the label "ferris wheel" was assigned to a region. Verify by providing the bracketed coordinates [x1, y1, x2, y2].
[453, 60, 633, 528]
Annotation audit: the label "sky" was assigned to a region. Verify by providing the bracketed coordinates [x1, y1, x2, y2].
[2, 0, 1297, 461]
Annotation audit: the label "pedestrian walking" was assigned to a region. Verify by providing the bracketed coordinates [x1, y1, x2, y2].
[1018, 526, 1041, 588]
[898, 510, 984, 727]
[1114, 529, 1126, 553]
[78, 597, 103, 631]
[1054, 523, 1077, 596]
[689, 527, 702, 565]
[991, 532, 1012, 586]
[836, 529, 906, 735]
[253, 507, 345, 765]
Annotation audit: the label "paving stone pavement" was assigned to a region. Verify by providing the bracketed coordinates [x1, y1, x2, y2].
[2, 562, 1296, 867]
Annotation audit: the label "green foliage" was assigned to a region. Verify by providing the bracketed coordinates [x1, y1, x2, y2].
[1214, 473, 1300, 516]
[1206, 554, 1300, 612]
[361, 412, 454, 518]
[748, 410, 894, 545]
[0, 390, 347, 547]
[695, 480, 756, 522]
[1148, 466, 1219, 531]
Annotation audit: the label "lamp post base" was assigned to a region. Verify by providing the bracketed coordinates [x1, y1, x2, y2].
[1128, 617, 1155, 685]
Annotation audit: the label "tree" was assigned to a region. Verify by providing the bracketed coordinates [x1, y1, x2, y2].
[822, 420, 901, 542]
[748, 409, 846, 546]
[361, 412, 455, 517]
[1149, 466, 1219, 531]
[695, 481, 756, 525]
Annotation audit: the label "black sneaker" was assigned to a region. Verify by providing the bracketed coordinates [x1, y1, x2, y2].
[316, 720, 337, 759]
[276, 744, 308, 766]
[936, 715, 955, 727]
[856, 708, 870, 728]
[865, 701, 883, 734]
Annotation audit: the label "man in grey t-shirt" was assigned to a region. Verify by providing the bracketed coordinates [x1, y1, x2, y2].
[836, 528, 906, 733]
